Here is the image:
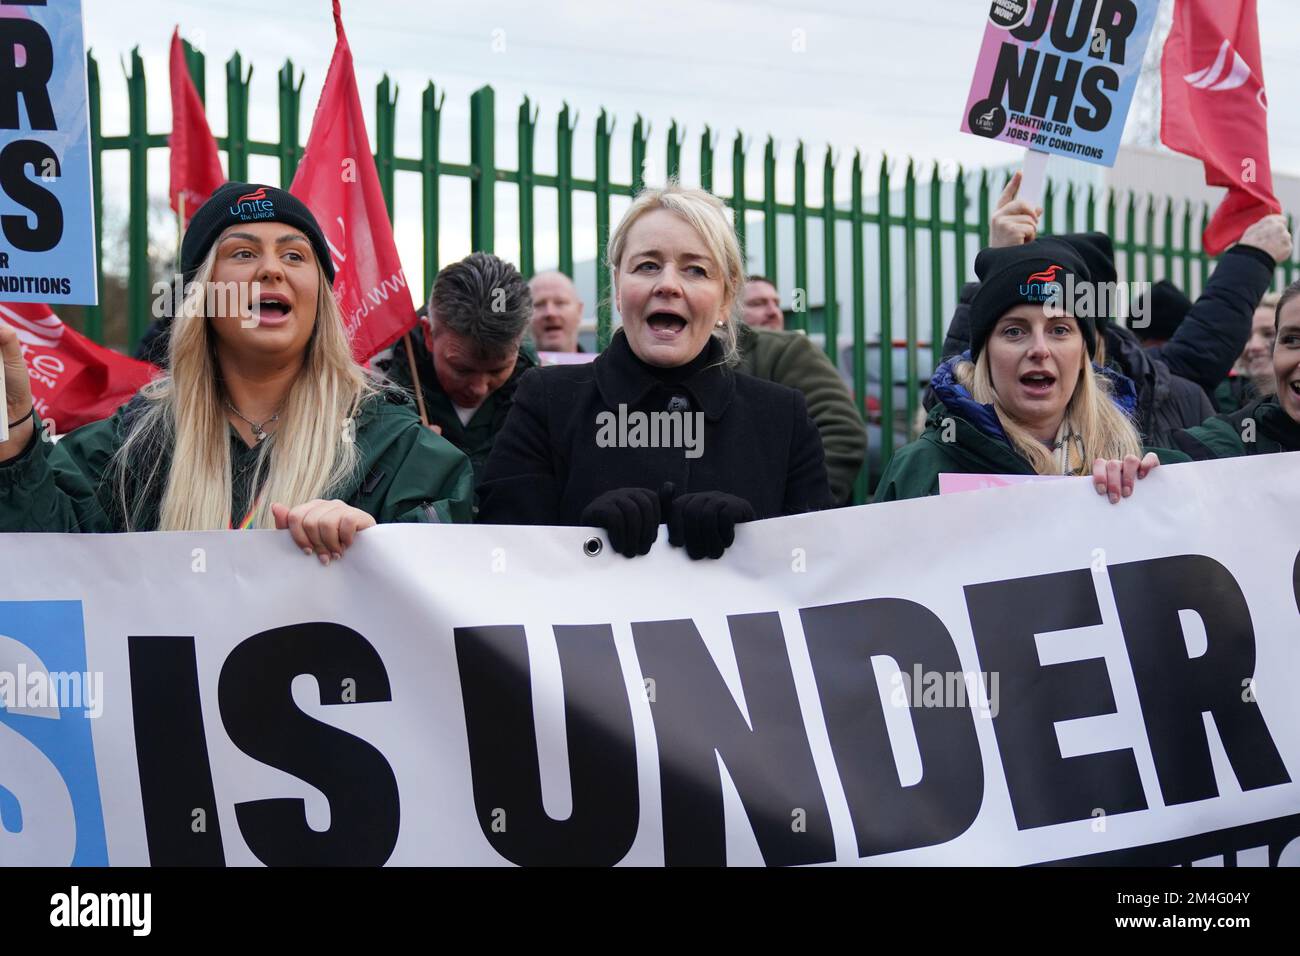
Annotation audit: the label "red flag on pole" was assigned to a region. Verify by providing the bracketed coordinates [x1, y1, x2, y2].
[1160, 0, 1280, 256]
[290, 0, 417, 363]
[0, 303, 157, 434]
[168, 28, 225, 229]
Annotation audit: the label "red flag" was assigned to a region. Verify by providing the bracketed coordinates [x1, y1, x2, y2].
[290, 1, 416, 363]
[1160, 0, 1280, 256]
[0, 303, 157, 434]
[168, 28, 226, 228]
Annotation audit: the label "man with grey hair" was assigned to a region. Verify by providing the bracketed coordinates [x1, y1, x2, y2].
[529, 270, 585, 352]
[380, 252, 536, 499]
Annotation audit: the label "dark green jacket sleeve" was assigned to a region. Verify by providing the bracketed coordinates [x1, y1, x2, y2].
[1171, 417, 1247, 461]
[0, 414, 123, 532]
[872, 439, 943, 502]
[1148, 446, 1193, 465]
[762, 333, 866, 504]
[350, 400, 475, 524]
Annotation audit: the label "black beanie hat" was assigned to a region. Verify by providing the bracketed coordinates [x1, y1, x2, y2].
[1059, 232, 1117, 328]
[969, 237, 1096, 360]
[1132, 279, 1193, 342]
[180, 182, 335, 287]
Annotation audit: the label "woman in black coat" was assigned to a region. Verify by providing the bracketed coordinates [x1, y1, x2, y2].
[478, 184, 832, 559]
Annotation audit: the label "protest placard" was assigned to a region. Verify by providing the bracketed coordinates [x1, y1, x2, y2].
[0, 1, 97, 305]
[961, 0, 1159, 167]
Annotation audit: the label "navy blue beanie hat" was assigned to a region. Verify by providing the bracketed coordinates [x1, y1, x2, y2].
[180, 182, 335, 287]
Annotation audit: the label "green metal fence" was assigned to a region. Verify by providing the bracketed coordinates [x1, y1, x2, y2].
[83, 43, 1299, 503]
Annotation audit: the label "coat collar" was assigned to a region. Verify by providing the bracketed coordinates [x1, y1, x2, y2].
[929, 351, 1139, 448]
[594, 329, 735, 422]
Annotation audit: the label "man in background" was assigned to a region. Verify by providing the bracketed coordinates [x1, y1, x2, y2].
[741, 275, 785, 330]
[529, 270, 585, 353]
[380, 252, 536, 501]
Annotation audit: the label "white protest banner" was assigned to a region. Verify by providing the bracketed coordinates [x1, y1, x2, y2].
[0, 0, 97, 305]
[961, 0, 1159, 167]
[1, 453, 1298, 866]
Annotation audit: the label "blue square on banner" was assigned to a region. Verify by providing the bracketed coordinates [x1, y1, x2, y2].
[0, 601, 108, 866]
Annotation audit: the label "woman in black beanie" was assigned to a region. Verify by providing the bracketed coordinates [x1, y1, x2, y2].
[875, 237, 1187, 502]
[0, 183, 473, 554]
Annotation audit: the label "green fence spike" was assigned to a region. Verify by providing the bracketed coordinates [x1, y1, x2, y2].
[421, 81, 443, 297]
[879, 153, 895, 468]
[277, 59, 302, 185]
[822, 145, 838, 359]
[699, 124, 714, 193]
[126, 46, 149, 349]
[666, 119, 683, 182]
[556, 101, 576, 278]
[903, 156, 919, 436]
[792, 141, 807, 334]
[517, 95, 536, 277]
[469, 85, 495, 253]
[929, 162, 943, 373]
[730, 131, 746, 247]
[851, 151, 868, 503]
[595, 108, 613, 349]
[763, 137, 777, 288]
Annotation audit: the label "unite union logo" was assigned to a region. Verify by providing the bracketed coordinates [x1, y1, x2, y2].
[1020, 264, 1064, 302]
[229, 186, 275, 221]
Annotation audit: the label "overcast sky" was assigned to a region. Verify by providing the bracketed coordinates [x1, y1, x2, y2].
[81, 0, 1300, 284]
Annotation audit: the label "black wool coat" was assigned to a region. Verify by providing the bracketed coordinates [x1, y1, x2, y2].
[478, 330, 833, 526]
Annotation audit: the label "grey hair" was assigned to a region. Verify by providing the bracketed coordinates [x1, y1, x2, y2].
[428, 252, 532, 357]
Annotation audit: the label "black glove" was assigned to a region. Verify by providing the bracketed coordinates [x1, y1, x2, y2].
[580, 487, 662, 558]
[665, 490, 756, 560]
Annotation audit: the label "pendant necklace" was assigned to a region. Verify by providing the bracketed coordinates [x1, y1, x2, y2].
[225, 399, 282, 444]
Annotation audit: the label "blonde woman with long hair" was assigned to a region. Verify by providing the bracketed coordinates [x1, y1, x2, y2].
[876, 238, 1188, 502]
[0, 183, 472, 561]
[479, 181, 832, 559]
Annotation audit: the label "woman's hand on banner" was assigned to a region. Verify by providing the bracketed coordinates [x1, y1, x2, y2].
[1092, 453, 1159, 505]
[272, 499, 377, 564]
[990, 171, 1042, 248]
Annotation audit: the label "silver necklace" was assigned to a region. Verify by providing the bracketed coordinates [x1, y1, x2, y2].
[225, 399, 281, 443]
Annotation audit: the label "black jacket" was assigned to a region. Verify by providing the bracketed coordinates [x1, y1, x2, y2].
[1103, 323, 1214, 448]
[478, 330, 833, 526]
[1140, 245, 1276, 396]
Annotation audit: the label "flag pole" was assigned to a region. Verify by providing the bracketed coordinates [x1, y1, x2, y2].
[402, 329, 431, 428]
[176, 194, 185, 277]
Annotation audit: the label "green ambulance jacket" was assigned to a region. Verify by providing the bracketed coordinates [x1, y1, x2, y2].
[735, 322, 867, 506]
[0, 388, 474, 532]
[1173, 395, 1300, 460]
[874, 402, 1189, 502]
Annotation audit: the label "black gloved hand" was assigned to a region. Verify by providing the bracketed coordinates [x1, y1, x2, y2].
[665, 490, 756, 560]
[580, 487, 662, 558]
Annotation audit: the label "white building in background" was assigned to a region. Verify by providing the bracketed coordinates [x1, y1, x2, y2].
[570, 145, 1298, 353]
